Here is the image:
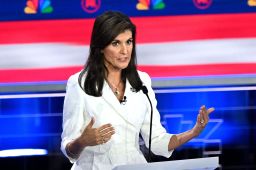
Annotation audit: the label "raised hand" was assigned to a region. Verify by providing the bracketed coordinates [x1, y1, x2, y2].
[79, 117, 115, 147]
[192, 105, 215, 136]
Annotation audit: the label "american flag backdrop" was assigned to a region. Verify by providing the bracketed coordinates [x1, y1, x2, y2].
[0, 0, 256, 84]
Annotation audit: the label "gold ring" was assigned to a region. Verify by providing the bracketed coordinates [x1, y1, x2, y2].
[200, 120, 204, 124]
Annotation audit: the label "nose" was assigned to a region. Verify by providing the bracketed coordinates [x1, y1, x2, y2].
[120, 44, 128, 54]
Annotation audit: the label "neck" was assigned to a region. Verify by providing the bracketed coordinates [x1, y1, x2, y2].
[105, 71, 124, 99]
[106, 70, 122, 85]
[106, 76, 122, 91]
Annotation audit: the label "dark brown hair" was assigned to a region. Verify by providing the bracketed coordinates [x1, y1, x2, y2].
[78, 11, 142, 96]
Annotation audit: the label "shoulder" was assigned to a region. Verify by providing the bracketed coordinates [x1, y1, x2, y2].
[66, 70, 87, 90]
[67, 71, 81, 86]
[137, 70, 151, 84]
[65, 71, 86, 96]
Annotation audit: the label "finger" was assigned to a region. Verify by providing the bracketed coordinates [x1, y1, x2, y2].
[99, 130, 115, 143]
[197, 114, 201, 123]
[96, 136, 103, 145]
[207, 107, 215, 115]
[102, 129, 115, 138]
[199, 109, 205, 121]
[97, 133, 110, 145]
[196, 113, 205, 128]
[99, 126, 115, 134]
[102, 136, 110, 143]
[102, 131, 115, 143]
[97, 133, 106, 144]
[86, 117, 95, 129]
[201, 107, 214, 124]
[202, 108, 210, 122]
[200, 105, 207, 116]
[98, 124, 114, 132]
[201, 105, 207, 114]
[199, 108, 208, 125]
[200, 105, 206, 110]
[99, 127, 115, 143]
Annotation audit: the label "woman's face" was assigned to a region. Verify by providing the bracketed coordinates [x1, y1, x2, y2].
[103, 30, 133, 72]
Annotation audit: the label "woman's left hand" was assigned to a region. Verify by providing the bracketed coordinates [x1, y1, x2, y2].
[192, 105, 215, 136]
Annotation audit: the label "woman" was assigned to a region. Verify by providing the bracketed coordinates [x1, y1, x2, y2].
[61, 11, 214, 170]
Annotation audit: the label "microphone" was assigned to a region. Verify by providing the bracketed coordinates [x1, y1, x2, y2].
[141, 85, 153, 162]
[130, 87, 137, 92]
[141, 85, 148, 94]
[120, 96, 127, 105]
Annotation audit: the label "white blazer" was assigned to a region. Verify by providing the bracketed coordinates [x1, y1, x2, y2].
[61, 70, 173, 170]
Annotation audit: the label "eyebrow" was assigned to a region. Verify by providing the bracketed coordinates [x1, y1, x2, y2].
[113, 37, 133, 41]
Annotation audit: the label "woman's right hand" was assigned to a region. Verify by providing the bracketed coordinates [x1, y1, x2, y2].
[78, 117, 115, 147]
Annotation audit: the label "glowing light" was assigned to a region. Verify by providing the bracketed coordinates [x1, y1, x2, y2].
[0, 149, 48, 157]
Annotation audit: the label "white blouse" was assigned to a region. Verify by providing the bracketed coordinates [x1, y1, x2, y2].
[61, 70, 173, 170]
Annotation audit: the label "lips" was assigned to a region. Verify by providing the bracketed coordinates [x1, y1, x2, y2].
[117, 57, 129, 62]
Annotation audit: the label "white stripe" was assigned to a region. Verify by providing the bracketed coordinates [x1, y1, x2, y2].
[154, 86, 256, 93]
[0, 38, 256, 68]
[0, 149, 48, 157]
[0, 43, 89, 68]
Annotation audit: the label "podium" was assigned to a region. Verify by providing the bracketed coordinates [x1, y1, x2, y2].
[113, 157, 219, 170]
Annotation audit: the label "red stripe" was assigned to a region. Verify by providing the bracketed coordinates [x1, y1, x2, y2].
[1, 63, 256, 83]
[139, 63, 256, 77]
[0, 66, 83, 83]
[135, 13, 256, 43]
[0, 13, 256, 45]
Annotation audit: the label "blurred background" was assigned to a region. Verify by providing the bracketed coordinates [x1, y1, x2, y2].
[0, 0, 256, 169]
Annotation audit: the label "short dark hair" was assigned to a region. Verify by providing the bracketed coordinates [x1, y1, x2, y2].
[79, 11, 142, 96]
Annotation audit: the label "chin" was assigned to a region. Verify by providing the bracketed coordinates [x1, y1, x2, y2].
[117, 63, 129, 70]
[123, 64, 130, 69]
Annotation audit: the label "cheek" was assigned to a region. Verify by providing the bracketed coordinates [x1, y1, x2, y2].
[104, 51, 115, 60]
[104, 47, 118, 57]
[128, 46, 133, 54]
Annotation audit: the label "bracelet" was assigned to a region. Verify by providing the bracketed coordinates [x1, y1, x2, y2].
[66, 142, 79, 158]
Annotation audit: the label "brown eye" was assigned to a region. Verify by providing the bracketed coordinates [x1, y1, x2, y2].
[111, 41, 119, 47]
[127, 39, 133, 45]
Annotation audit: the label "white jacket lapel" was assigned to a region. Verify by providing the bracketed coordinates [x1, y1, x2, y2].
[101, 80, 136, 126]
